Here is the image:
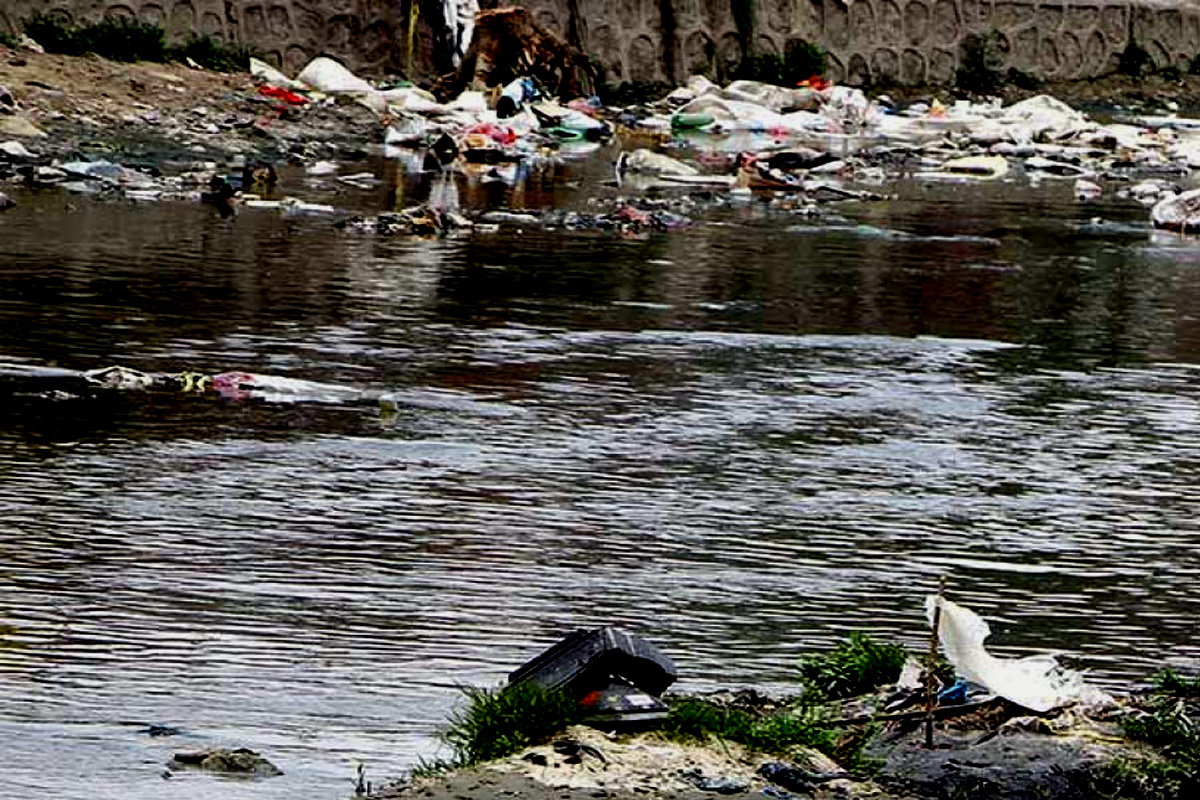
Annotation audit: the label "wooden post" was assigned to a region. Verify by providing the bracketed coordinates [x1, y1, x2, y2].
[924, 576, 946, 749]
[406, 0, 419, 79]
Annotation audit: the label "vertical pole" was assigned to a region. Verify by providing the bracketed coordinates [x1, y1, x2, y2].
[406, 0, 419, 78]
[924, 575, 946, 749]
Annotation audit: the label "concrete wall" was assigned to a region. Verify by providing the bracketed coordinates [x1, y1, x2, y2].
[0, 0, 403, 75]
[1, 0, 1198, 85]
[547, 0, 1200, 86]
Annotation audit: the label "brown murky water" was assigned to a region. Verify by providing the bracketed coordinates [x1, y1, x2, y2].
[2, 149, 1200, 799]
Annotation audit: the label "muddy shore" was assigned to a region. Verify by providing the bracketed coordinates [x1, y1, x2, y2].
[0, 47, 381, 163]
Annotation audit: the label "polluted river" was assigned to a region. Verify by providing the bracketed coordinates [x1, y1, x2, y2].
[4, 118, 1200, 800]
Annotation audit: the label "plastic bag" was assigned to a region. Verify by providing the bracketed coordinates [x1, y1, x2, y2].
[296, 57, 375, 94]
[926, 595, 1097, 713]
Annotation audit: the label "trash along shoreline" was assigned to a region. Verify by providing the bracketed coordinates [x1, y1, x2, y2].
[7, 14, 1200, 236]
[354, 597, 1198, 800]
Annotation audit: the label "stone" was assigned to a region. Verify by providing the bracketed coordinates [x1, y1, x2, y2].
[0, 191, 14, 211]
[1023, 156, 1090, 176]
[0, 114, 46, 138]
[874, 726, 1145, 800]
[33, 166, 67, 183]
[170, 748, 283, 777]
[0, 140, 34, 160]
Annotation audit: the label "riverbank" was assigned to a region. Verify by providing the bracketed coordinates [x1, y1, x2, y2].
[4, 43, 1200, 167]
[368, 691, 1192, 800]
[0, 46, 381, 162]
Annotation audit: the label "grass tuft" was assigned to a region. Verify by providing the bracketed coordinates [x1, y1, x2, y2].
[1117, 41, 1154, 79]
[1153, 669, 1200, 697]
[26, 14, 167, 62]
[1090, 755, 1192, 800]
[23, 13, 251, 71]
[439, 683, 585, 767]
[956, 31, 1005, 95]
[1122, 699, 1200, 772]
[797, 632, 908, 701]
[662, 696, 837, 755]
[1119, 669, 1200, 789]
[173, 34, 254, 72]
[734, 40, 826, 87]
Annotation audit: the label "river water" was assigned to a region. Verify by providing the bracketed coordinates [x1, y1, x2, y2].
[2, 147, 1200, 800]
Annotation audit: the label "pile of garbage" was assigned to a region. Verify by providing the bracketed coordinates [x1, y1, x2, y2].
[10, 20, 1200, 235]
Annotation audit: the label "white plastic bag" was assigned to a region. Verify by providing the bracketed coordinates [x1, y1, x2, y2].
[297, 57, 375, 94]
[926, 595, 1099, 713]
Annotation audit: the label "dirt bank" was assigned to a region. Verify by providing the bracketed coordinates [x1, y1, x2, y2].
[0, 45, 381, 162]
[948, 72, 1200, 116]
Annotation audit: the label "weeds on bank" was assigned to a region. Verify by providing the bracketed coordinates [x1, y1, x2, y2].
[1112, 669, 1200, 797]
[735, 40, 826, 88]
[664, 633, 907, 768]
[22, 13, 252, 71]
[1091, 755, 1191, 800]
[1152, 668, 1200, 697]
[797, 632, 908, 701]
[0, 30, 18, 49]
[663, 697, 837, 754]
[173, 34, 253, 72]
[1117, 41, 1155, 79]
[955, 30, 1041, 95]
[662, 694, 883, 773]
[434, 682, 586, 770]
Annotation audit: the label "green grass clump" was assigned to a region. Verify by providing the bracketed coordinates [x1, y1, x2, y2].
[26, 13, 167, 62]
[22, 13, 81, 55]
[172, 34, 253, 72]
[734, 40, 826, 87]
[438, 683, 585, 767]
[797, 633, 908, 701]
[1089, 755, 1189, 800]
[1120, 670, 1200, 782]
[956, 31, 1005, 95]
[663, 697, 837, 755]
[22, 13, 249, 71]
[1117, 41, 1154, 78]
[1153, 669, 1200, 697]
[0, 30, 18, 49]
[1124, 707, 1198, 762]
[1122, 699, 1200, 773]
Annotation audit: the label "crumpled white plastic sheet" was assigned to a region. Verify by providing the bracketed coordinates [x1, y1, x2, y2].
[926, 595, 1110, 713]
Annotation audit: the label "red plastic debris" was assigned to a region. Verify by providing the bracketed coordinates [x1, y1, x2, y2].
[258, 85, 309, 105]
[463, 122, 518, 147]
[213, 372, 256, 389]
